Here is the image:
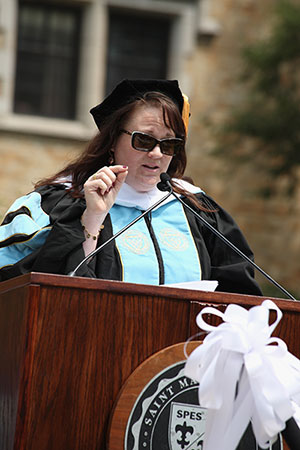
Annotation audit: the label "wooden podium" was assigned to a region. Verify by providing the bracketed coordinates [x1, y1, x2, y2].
[0, 272, 299, 450]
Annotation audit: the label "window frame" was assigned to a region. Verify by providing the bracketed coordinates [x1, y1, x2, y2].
[0, 0, 197, 140]
[14, 1, 82, 120]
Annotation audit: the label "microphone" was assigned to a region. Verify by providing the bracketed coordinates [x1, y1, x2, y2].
[68, 189, 173, 277]
[158, 173, 296, 301]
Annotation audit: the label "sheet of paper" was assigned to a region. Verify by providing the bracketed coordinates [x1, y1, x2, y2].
[165, 280, 218, 291]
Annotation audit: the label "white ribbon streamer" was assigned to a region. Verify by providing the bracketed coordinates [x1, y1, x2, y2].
[184, 300, 300, 450]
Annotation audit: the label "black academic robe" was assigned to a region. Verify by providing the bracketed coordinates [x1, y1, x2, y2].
[0, 183, 262, 296]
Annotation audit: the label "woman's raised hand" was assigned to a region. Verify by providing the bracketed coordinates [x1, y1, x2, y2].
[83, 165, 128, 216]
[81, 165, 128, 254]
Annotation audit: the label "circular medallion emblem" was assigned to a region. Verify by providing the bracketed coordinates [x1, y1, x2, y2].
[119, 229, 150, 255]
[126, 361, 204, 450]
[108, 343, 282, 450]
[159, 228, 189, 251]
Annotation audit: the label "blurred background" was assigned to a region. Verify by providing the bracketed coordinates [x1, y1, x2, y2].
[0, 0, 299, 298]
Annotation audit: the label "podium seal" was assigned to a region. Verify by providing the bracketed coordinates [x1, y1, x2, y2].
[108, 343, 282, 450]
[125, 361, 205, 450]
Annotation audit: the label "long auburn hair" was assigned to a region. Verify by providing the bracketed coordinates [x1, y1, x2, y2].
[35, 92, 207, 210]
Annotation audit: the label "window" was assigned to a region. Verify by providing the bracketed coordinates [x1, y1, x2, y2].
[0, 0, 196, 139]
[14, 2, 81, 120]
[106, 9, 171, 95]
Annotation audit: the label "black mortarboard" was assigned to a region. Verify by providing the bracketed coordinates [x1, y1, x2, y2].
[90, 79, 185, 131]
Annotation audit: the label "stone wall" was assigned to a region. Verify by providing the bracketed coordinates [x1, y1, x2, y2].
[185, 0, 300, 297]
[0, 132, 83, 216]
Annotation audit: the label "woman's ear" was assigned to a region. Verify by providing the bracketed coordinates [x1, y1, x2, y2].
[108, 149, 115, 165]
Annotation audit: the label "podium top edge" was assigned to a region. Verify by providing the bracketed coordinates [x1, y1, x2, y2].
[0, 272, 299, 312]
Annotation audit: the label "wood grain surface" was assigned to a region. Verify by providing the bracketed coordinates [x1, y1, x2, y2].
[107, 341, 201, 449]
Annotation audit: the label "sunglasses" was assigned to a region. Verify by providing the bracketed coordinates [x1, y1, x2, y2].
[121, 129, 184, 156]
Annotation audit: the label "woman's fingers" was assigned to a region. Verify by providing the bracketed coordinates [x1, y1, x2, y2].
[114, 168, 128, 188]
[84, 165, 128, 213]
[90, 172, 114, 194]
[88, 165, 128, 193]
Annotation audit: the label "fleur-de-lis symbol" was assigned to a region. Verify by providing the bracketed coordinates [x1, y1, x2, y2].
[175, 421, 194, 449]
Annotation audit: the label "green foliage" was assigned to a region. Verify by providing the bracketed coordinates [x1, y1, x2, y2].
[215, 0, 300, 194]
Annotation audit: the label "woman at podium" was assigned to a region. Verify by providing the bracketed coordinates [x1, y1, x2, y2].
[0, 79, 261, 295]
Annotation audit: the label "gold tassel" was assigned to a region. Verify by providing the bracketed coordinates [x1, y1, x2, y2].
[182, 93, 190, 134]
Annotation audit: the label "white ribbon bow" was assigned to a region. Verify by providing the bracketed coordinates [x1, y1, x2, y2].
[185, 300, 300, 450]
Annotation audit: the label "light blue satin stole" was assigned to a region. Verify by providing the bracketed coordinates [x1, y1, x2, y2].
[109, 200, 202, 285]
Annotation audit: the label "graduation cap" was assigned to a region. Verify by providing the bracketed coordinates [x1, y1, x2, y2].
[90, 79, 190, 133]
